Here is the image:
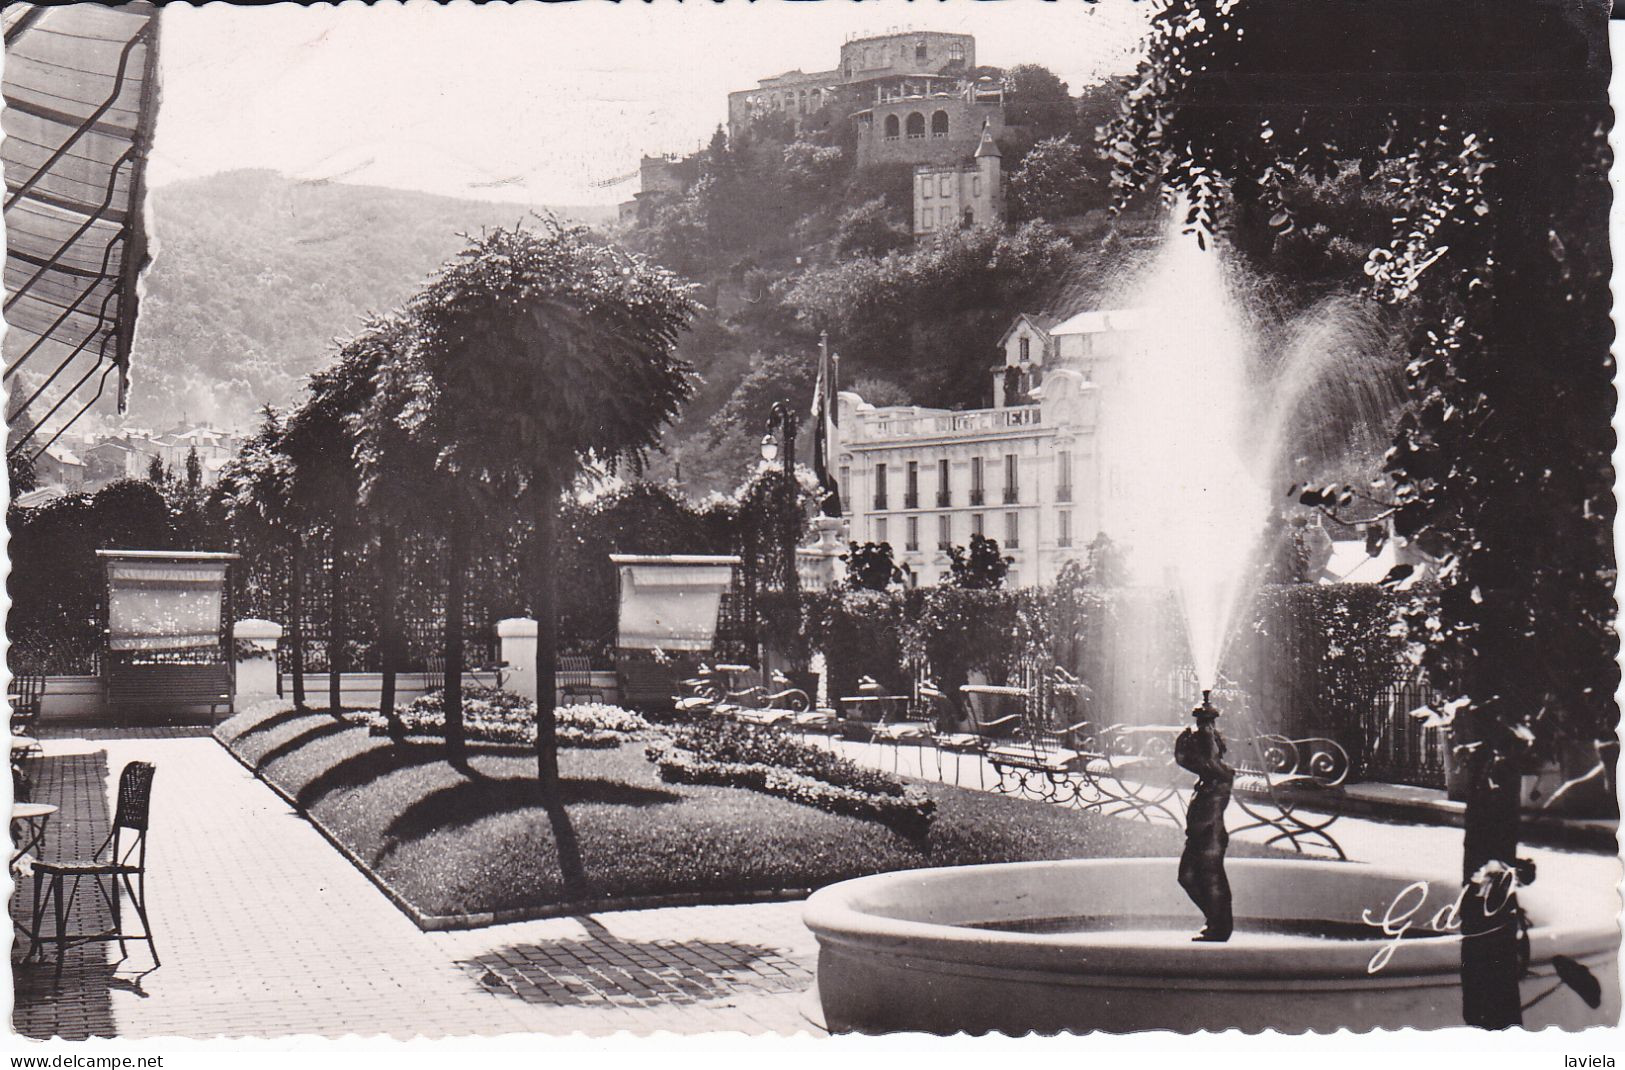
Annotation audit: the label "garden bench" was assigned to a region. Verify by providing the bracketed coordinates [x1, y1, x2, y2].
[986, 700, 1350, 857]
[105, 662, 232, 724]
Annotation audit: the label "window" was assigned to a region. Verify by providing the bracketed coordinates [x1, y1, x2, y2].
[874, 463, 888, 510]
[931, 110, 949, 138]
[970, 457, 985, 505]
[949, 41, 965, 62]
[973, 175, 982, 197]
[1057, 450, 1073, 503]
[906, 112, 926, 139]
[919, 210, 932, 232]
[939, 175, 950, 197]
[972, 512, 985, 537]
[876, 517, 888, 544]
[938, 513, 953, 550]
[922, 177, 933, 199]
[916, 39, 928, 60]
[1005, 511, 1020, 549]
[906, 460, 919, 509]
[963, 208, 974, 227]
[1019, 336, 1030, 363]
[1004, 454, 1019, 503]
[884, 114, 900, 140]
[940, 206, 953, 227]
[906, 516, 919, 551]
[839, 465, 850, 504]
[1058, 510, 1073, 548]
[936, 458, 950, 507]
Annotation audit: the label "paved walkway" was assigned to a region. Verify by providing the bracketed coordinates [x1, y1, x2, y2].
[11, 732, 818, 1040]
[10, 728, 1618, 1041]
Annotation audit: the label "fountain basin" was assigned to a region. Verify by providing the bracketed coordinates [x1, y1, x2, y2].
[803, 858, 1619, 1034]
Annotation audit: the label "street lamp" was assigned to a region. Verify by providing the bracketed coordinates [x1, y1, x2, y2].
[764, 401, 800, 600]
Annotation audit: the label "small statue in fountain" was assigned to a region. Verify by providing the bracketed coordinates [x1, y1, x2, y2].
[1174, 690, 1235, 942]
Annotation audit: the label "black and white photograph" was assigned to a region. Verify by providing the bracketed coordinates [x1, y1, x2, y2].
[2, 0, 1620, 1047]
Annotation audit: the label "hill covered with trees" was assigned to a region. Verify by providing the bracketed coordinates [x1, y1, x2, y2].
[125, 170, 616, 430]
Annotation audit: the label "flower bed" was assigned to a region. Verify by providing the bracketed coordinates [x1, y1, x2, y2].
[647, 721, 936, 835]
[362, 686, 651, 748]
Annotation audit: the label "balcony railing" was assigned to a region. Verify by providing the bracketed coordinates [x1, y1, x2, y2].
[874, 496, 888, 511]
[1057, 485, 1073, 504]
[904, 493, 919, 509]
[970, 489, 984, 506]
[867, 406, 1040, 439]
[936, 492, 951, 508]
[1004, 488, 1019, 504]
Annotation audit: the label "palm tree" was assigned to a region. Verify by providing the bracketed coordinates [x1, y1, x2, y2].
[403, 219, 696, 791]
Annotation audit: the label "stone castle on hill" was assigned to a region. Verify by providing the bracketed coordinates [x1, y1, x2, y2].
[627, 31, 1007, 236]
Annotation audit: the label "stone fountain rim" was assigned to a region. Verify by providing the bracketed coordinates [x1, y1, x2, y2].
[802, 857, 1616, 981]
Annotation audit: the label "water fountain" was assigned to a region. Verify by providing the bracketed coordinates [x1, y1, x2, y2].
[802, 212, 1620, 1033]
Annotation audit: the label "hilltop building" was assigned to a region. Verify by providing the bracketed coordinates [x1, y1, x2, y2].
[833, 307, 1150, 588]
[913, 121, 1003, 238]
[726, 31, 1004, 172]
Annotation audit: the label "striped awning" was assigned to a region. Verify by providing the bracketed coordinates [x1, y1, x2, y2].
[3, 2, 161, 462]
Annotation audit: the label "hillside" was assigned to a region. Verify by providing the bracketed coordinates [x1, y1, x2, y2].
[127, 170, 618, 429]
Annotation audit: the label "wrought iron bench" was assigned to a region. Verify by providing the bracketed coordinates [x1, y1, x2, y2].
[989, 704, 1350, 857]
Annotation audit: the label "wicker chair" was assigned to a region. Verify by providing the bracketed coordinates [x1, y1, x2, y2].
[27, 761, 159, 981]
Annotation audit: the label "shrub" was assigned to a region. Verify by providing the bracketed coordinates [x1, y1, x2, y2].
[661, 720, 905, 797]
[363, 687, 652, 748]
[646, 738, 936, 837]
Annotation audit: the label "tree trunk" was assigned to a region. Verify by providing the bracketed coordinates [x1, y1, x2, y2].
[328, 526, 347, 715]
[533, 496, 560, 793]
[289, 540, 306, 709]
[444, 521, 468, 763]
[378, 526, 402, 739]
[1459, 739, 1524, 1029]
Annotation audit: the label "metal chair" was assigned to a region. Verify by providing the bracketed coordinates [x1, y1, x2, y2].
[423, 654, 446, 695]
[26, 762, 159, 981]
[558, 655, 605, 707]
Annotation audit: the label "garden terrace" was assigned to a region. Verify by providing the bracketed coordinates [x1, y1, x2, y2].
[215, 701, 1278, 925]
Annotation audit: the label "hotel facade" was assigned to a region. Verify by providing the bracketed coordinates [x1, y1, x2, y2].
[833, 308, 1148, 588]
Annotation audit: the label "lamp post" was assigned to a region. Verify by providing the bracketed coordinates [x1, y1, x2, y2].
[761, 401, 800, 601]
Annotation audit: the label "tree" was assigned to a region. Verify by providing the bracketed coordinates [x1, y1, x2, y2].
[217, 407, 308, 708]
[1004, 64, 1074, 145]
[184, 446, 203, 491]
[942, 534, 1012, 590]
[842, 541, 904, 592]
[145, 454, 166, 485]
[833, 198, 911, 261]
[285, 331, 383, 721]
[1008, 136, 1097, 223]
[405, 218, 696, 793]
[1079, 532, 1131, 588]
[1107, 0, 1613, 1028]
[353, 315, 471, 755]
[9, 453, 37, 496]
[707, 351, 816, 447]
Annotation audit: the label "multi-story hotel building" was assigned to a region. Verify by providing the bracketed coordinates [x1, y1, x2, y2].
[833, 306, 1148, 587]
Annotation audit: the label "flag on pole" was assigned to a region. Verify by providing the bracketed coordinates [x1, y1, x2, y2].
[811, 332, 842, 517]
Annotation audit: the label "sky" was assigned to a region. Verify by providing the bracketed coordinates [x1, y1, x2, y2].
[147, 0, 1154, 207]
